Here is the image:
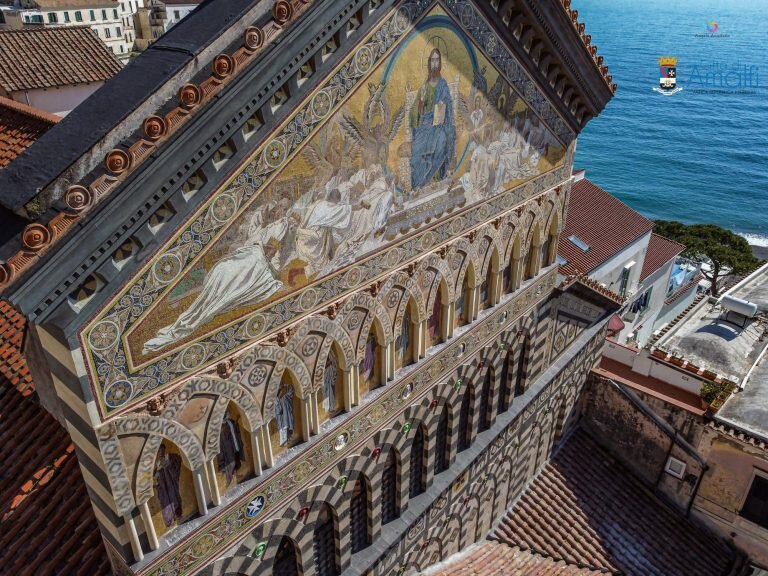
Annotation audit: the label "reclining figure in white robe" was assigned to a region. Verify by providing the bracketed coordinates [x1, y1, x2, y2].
[143, 207, 287, 353]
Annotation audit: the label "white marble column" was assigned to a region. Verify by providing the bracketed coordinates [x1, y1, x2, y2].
[310, 392, 320, 434]
[205, 459, 221, 506]
[139, 501, 158, 551]
[192, 468, 209, 517]
[302, 397, 311, 440]
[260, 425, 274, 468]
[124, 514, 144, 562]
[251, 430, 263, 476]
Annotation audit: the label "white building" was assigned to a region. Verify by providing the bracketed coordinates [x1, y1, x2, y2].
[0, 26, 122, 115]
[558, 170, 698, 348]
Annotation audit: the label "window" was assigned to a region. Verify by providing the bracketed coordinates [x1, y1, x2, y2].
[664, 456, 686, 479]
[102, 9, 107, 19]
[741, 474, 768, 530]
[63, 11, 70, 22]
[381, 451, 398, 524]
[313, 504, 339, 576]
[47, 12, 57, 23]
[113, 8, 118, 18]
[434, 405, 449, 474]
[568, 234, 590, 252]
[105, 28, 111, 38]
[618, 263, 634, 297]
[75, 10, 82, 21]
[479, 369, 492, 432]
[408, 426, 425, 498]
[458, 387, 472, 452]
[514, 337, 529, 397]
[89, 9, 95, 20]
[116, 26, 121, 36]
[350, 477, 370, 553]
[273, 536, 299, 576]
[174, 9, 180, 18]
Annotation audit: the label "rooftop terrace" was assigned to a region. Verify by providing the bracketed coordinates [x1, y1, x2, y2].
[657, 262, 768, 441]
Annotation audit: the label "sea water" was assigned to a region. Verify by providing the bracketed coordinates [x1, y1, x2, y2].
[572, 0, 768, 245]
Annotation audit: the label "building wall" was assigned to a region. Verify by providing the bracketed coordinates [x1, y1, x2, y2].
[11, 2, 126, 57]
[590, 232, 652, 299]
[8, 82, 104, 116]
[8, 0, 610, 574]
[199, 300, 607, 576]
[694, 427, 768, 566]
[621, 259, 675, 346]
[583, 375, 705, 513]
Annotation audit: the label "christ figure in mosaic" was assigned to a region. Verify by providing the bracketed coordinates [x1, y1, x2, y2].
[409, 47, 456, 189]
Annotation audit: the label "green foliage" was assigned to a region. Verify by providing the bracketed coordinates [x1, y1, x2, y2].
[654, 220, 760, 296]
[700, 380, 736, 410]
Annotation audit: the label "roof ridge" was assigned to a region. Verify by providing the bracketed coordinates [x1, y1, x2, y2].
[0, 96, 61, 126]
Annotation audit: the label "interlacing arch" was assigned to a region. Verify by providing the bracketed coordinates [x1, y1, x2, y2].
[116, 414, 205, 504]
[285, 315, 356, 394]
[389, 282, 427, 341]
[449, 237, 482, 293]
[336, 291, 393, 361]
[417, 254, 456, 314]
[232, 344, 312, 418]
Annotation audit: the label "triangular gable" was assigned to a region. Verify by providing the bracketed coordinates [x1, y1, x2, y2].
[82, 0, 576, 418]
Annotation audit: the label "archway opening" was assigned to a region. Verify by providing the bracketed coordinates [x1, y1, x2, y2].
[269, 370, 304, 458]
[360, 323, 384, 398]
[434, 404, 450, 474]
[273, 535, 300, 576]
[458, 384, 474, 452]
[214, 404, 255, 494]
[408, 424, 426, 498]
[148, 440, 196, 538]
[395, 299, 417, 370]
[313, 503, 339, 576]
[350, 476, 371, 554]
[381, 449, 400, 525]
[318, 343, 345, 422]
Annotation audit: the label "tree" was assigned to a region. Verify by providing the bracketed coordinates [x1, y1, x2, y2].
[654, 221, 760, 296]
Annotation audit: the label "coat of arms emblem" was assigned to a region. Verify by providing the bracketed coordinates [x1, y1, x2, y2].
[654, 56, 683, 95]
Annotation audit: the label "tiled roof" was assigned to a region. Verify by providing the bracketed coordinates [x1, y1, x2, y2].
[0, 96, 59, 169]
[493, 429, 737, 576]
[0, 27, 121, 93]
[640, 233, 685, 282]
[559, 178, 654, 276]
[0, 300, 110, 576]
[422, 541, 606, 575]
[594, 357, 706, 416]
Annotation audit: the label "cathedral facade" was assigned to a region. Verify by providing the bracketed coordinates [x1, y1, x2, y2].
[0, 0, 615, 574]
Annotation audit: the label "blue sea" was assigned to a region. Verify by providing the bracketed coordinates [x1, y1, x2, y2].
[572, 0, 768, 245]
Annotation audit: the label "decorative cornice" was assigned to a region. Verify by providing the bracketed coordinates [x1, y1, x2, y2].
[0, 0, 312, 290]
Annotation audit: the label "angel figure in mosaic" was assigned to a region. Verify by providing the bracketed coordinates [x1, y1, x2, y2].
[337, 81, 406, 167]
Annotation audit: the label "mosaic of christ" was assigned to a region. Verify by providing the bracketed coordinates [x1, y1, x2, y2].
[131, 11, 566, 359]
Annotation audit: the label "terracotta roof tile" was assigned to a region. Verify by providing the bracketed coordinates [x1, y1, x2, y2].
[559, 178, 654, 276]
[593, 357, 707, 416]
[0, 299, 109, 576]
[640, 233, 685, 282]
[0, 27, 122, 93]
[0, 96, 59, 169]
[422, 541, 607, 575]
[493, 429, 736, 576]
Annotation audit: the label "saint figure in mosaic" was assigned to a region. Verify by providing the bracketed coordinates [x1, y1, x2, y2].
[409, 46, 456, 189]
